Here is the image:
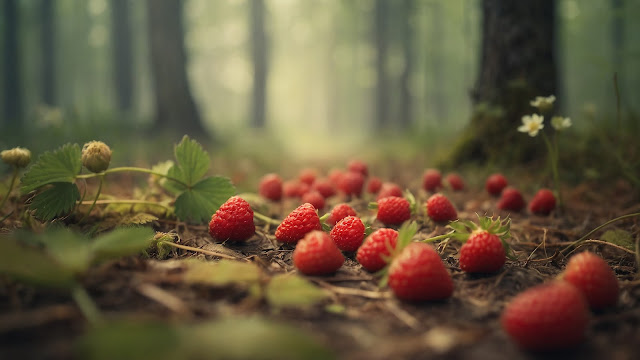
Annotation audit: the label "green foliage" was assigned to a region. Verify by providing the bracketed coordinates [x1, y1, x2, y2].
[20, 143, 82, 193]
[182, 259, 261, 286]
[29, 182, 80, 220]
[173, 176, 235, 224]
[265, 274, 328, 309]
[90, 227, 156, 263]
[601, 229, 635, 251]
[167, 136, 210, 188]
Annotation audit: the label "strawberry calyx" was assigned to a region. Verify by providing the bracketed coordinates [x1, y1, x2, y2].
[319, 212, 332, 232]
[377, 221, 418, 287]
[404, 190, 418, 215]
[448, 214, 515, 260]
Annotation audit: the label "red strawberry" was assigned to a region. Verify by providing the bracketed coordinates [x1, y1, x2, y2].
[501, 281, 590, 351]
[330, 216, 365, 252]
[347, 159, 368, 177]
[459, 230, 505, 273]
[422, 168, 442, 192]
[529, 188, 556, 215]
[445, 173, 465, 191]
[328, 168, 344, 187]
[366, 176, 383, 194]
[562, 251, 619, 310]
[327, 203, 358, 226]
[311, 177, 336, 198]
[356, 228, 398, 272]
[301, 190, 325, 211]
[209, 196, 255, 242]
[298, 168, 318, 185]
[388, 242, 454, 301]
[293, 230, 344, 275]
[337, 171, 365, 197]
[275, 203, 322, 243]
[426, 193, 457, 223]
[376, 182, 403, 201]
[485, 173, 508, 196]
[497, 187, 525, 212]
[376, 196, 411, 225]
[283, 180, 309, 198]
[258, 173, 283, 202]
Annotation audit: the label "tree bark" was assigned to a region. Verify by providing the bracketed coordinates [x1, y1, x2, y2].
[146, 0, 208, 138]
[111, 0, 134, 111]
[399, 0, 414, 130]
[249, 0, 268, 128]
[41, 0, 56, 106]
[2, 0, 22, 128]
[374, 0, 389, 131]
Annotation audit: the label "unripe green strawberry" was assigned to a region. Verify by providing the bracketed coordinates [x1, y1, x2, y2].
[459, 230, 505, 273]
[1, 147, 31, 168]
[81, 141, 112, 173]
[562, 251, 619, 310]
[356, 228, 398, 272]
[293, 230, 344, 275]
[275, 203, 322, 243]
[375, 196, 411, 226]
[330, 216, 365, 252]
[209, 196, 255, 242]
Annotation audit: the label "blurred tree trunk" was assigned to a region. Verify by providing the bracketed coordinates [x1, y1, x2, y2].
[448, 0, 557, 165]
[374, 0, 389, 131]
[146, 0, 208, 138]
[429, 1, 445, 123]
[249, 0, 267, 128]
[41, 0, 56, 106]
[611, 0, 624, 73]
[2, 0, 22, 129]
[111, 0, 133, 111]
[399, 0, 414, 130]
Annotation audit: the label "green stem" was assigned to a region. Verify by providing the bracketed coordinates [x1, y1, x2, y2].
[420, 231, 455, 243]
[79, 199, 173, 212]
[71, 286, 103, 326]
[253, 211, 281, 225]
[541, 132, 563, 208]
[0, 167, 19, 211]
[79, 175, 104, 222]
[561, 212, 640, 255]
[77, 166, 188, 188]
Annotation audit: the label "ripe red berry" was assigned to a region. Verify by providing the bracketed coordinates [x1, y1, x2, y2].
[459, 230, 505, 273]
[347, 159, 368, 177]
[330, 216, 366, 252]
[426, 193, 457, 223]
[422, 168, 442, 192]
[311, 177, 336, 198]
[376, 182, 403, 201]
[501, 281, 590, 351]
[337, 171, 365, 197]
[293, 230, 344, 275]
[327, 203, 358, 226]
[298, 168, 318, 185]
[366, 176, 383, 194]
[529, 188, 556, 215]
[275, 203, 322, 243]
[445, 173, 465, 191]
[497, 187, 525, 212]
[486, 173, 508, 196]
[258, 173, 283, 202]
[388, 242, 454, 301]
[283, 180, 309, 198]
[328, 168, 344, 187]
[356, 228, 398, 272]
[562, 251, 619, 310]
[376, 196, 411, 226]
[209, 196, 255, 242]
[301, 190, 325, 211]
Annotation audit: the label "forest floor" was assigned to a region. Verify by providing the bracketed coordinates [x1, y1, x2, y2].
[1, 168, 639, 360]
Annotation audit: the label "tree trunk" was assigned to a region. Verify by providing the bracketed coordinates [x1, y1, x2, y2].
[249, 0, 267, 128]
[448, 0, 557, 165]
[2, 0, 22, 129]
[111, 0, 133, 111]
[399, 0, 414, 130]
[146, 0, 208, 138]
[374, 0, 389, 131]
[41, 0, 56, 106]
[429, 1, 445, 123]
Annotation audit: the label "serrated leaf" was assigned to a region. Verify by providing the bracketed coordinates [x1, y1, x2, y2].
[39, 228, 92, 274]
[167, 136, 209, 187]
[119, 213, 159, 225]
[182, 259, 260, 286]
[29, 182, 80, 221]
[265, 274, 328, 309]
[20, 143, 81, 193]
[153, 160, 183, 195]
[601, 229, 635, 251]
[90, 227, 155, 263]
[174, 176, 235, 223]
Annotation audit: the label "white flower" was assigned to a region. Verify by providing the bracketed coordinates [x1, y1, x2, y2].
[551, 116, 571, 131]
[518, 114, 544, 137]
[530, 95, 556, 112]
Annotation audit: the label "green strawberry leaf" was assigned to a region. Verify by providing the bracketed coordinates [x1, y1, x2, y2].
[90, 227, 156, 263]
[182, 259, 261, 286]
[265, 274, 328, 309]
[20, 143, 82, 194]
[167, 135, 210, 188]
[601, 229, 635, 251]
[173, 176, 235, 223]
[29, 182, 80, 221]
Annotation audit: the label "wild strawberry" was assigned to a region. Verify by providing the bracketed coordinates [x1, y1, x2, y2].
[376, 182, 403, 201]
[337, 171, 365, 197]
[529, 188, 556, 215]
[422, 168, 442, 192]
[366, 176, 383, 194]
[330, 216, 366, 252]
[298, 168, 318, 185]
[445, 173, 465, 191]
[562, 251, 619, 310]
[311, 177, 336, 198]
[258, 173, 283, 202]
[328, 168, 344, 187]
[501, 281, 590, 351]
[327, 203, 357, 226]
[283, 180, 309, 198]
[356, 228, 398, 272]
[426, 193, 457, 223]
[375, 196, 411, 226]
[293, 230, 344, 275]
[347, 159, 368, 177]
[209, 196, 255, 242]
[485, 173, 508, 196]
[497, 187, 525, 212]
[459, 230, 505, 273]
[275, 203, 322, 243]
[388, 242, 454, 301]
[301, 190, 325, 210]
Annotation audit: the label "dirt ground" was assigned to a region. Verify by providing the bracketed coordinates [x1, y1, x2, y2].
[1, 176, 639, 360]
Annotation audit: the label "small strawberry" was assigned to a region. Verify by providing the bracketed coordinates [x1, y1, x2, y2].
[356, 228, 398, 272]
[330, 216, 365, 252]
[485, 173, 508, 196]
[328, 168, 344, 187]
[529, 188, 556, 215]
[374, 196, 411, 226]
[459, 230, 505, 273]
[327, 203, 358, 226]
[561, 251, 619, 310]
[388, 242, 454, 301]
[298, 168, 318, 185]
[366, 176, 383, 194]
[209, 196, 255, 242]
[497, 187, 525, 212]
[283, 180, 309, 198]
[376, 182, 403, 201]
[426, 193, 457, 223]
[275, 203, 322, 243]
[347, 159, 368, 177]
[337, 171, 365, 197]
[293, 230, 344, 275]
[258, 173, 283, 202]
[445, 173, 465, 191]
[311, 177, 336, 198]
[501, 281, 590, 351]
[301, 190, 326, 211]
[422, 168, 442, 192]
